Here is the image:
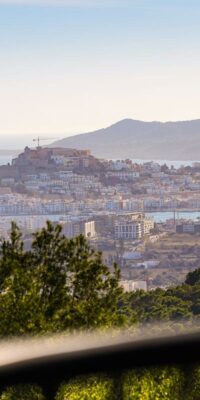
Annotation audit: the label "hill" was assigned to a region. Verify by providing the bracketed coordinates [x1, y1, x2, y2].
[51, 118, 200, 160]
[0, 149, 21, 156]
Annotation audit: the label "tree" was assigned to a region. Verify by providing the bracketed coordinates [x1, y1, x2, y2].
[0, 222, 124, 336]
[0, 222, 44, 336]
[185, 268, 200, 286]
[67, 236, 124, 328]
[32, 224, 125, 330]
[161, 164, 169, 173]
[31, 222, 71, 329]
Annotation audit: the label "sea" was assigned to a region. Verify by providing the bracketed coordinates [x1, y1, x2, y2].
[0, 156, 198, 168]
[0, 212, 199, 231]
[132, 159, 197, 169]
[146, 211, 200, 223]
[0, 156, 13, 166]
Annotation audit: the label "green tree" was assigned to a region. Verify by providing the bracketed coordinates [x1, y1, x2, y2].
[31, 222, 71, 330]
[0, 223, 44, 336]
[0, 222, 124, 336]
[64, 235, 124, 329]
[185, 268, 200, 286]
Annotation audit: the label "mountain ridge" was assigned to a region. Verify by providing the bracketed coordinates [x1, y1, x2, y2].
[50, 118, 200, 161]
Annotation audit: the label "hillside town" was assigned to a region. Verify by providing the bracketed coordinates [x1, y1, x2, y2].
[1, 146, 200, 291]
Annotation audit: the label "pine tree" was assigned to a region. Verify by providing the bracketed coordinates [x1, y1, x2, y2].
[0, 222, 124, 336]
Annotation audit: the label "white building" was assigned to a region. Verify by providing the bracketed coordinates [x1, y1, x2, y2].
[106, 171, 140, 181]
[141, 218, 155, 236]
[60, 219, 96, 239]
[115, 214, 154, 240]
[115, 220, 142, 240]
[77, 220, 96, 238]
[120, 280, 147, 292]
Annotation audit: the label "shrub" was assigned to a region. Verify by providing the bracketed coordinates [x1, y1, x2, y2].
[185, 365, 200, 400]
[56, 375, 115, 400]
[123, 367, 184, 400]
[0, 385, 45, 400]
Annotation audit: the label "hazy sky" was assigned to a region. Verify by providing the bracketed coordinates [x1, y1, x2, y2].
[0, 0, 200, 147]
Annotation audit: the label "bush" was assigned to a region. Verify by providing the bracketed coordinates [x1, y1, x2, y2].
[123, 367, 184, 400]
[0, 385, 45, 400]
[56, 375, 116, 400]
[185, 269, 200, 286]
[185, 366, 200, 400]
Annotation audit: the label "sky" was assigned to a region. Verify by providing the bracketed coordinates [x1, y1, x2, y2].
[0, 0, 200, 148]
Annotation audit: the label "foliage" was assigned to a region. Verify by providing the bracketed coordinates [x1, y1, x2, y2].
[0, 222, 124, 336]
[185, 365, 200, 400]
[122, 276, 200, 324]
[2, 222, 200, 336]
[0, 222, 44, 335]
[55, 376, 115, 400]
[123, 367, 184, 400]
[0, 385, 45, 400]
[1, 224, 200, 399]
[185, 268, 200, 286]
[122, 286, 193, 324]
[2, 367, 200, 400]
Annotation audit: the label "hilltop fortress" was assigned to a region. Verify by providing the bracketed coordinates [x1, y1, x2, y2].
[0, 147, 98, 181]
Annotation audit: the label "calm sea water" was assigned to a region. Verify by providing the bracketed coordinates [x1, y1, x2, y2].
[0, 156, 13, 165]
[0, 156, 198, 168]
[147, 211, 200, 223]
[0, 212, 200, 227]
[131, 159, 197, 168]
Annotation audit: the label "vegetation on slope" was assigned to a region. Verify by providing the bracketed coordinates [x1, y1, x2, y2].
[1, 223, 200, 398]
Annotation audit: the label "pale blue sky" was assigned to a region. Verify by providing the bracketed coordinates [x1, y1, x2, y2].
[0, 0, 200, 147]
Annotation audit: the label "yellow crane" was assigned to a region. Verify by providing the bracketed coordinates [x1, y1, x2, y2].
[33, 136, 59, 148]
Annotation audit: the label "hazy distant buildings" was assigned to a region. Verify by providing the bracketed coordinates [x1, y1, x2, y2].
[176, 222, 200, 234]
[106, 171, 140, 181]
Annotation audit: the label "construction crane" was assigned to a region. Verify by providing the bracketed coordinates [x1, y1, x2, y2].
[33, 137, 59, 148]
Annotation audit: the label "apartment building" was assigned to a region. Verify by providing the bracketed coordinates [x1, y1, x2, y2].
[115, 220, 142, 240]
[60, 219, 96, 239]
[115, 213, 154, 240]
[141, 218, 155, 236]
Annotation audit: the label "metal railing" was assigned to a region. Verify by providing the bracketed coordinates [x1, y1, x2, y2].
[0, 330, 199, 399]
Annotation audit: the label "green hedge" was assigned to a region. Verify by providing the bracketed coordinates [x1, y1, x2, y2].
[0, 385, 45, 400]
[55, 368, 185, 400]
[56, 376, 116, 400]
[185, 366, 200, 400]
[1, 366, 200, 399]
[123, 367, 184, 400]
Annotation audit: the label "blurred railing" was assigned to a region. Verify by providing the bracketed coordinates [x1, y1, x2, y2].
[0, 331, 199, 399]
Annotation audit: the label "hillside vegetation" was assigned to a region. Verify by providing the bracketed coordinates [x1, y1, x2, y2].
[1, 222, 200, 398]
